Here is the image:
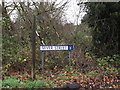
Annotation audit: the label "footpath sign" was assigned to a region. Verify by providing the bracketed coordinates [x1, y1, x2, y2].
[40, 45, 73, 72]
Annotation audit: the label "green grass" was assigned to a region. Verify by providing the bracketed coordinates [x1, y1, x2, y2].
[72, 73, 79, 78]
[56, 76, 70, 80]
[85, 72, 98, 76]
[2, 76, 55, 88]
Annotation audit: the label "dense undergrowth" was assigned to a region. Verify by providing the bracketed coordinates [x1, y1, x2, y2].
[1, 55, 120, 89]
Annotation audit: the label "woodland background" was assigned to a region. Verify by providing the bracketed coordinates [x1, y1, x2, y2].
[1, 1, 120, 88]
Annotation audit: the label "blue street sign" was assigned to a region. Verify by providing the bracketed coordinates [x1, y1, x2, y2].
[68, 45, 73, 50]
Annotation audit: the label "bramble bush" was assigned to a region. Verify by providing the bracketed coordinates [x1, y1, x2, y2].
[97, 55, 120, 68]
[97, 55, 120, 75]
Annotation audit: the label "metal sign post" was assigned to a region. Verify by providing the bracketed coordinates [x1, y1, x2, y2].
[69, 51, 71, 70]
[41, 51, 44, 73]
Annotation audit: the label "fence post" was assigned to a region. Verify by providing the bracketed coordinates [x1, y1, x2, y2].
[31, 15, 36, 80]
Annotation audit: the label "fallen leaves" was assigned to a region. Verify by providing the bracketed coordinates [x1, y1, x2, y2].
[2, 69, 120, 89]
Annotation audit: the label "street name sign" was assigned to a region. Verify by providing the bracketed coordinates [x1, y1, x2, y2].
[40, 45, 73, 51]
[40, 45, 73, 72]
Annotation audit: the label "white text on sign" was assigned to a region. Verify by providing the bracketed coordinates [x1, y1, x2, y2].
[40, 45, 73, 51]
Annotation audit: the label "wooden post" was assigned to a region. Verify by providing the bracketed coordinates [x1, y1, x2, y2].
[31, 15, 36, 80]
